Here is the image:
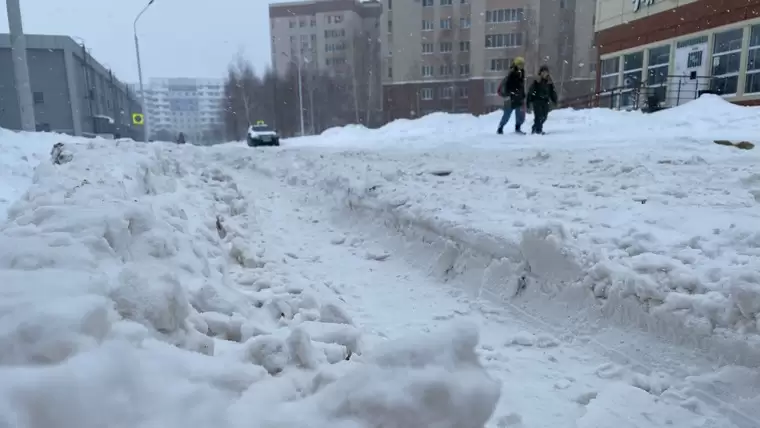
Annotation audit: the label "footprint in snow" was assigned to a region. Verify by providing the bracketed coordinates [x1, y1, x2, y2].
[365, 249, 390, 261]
[505, 332, 560, 348]
[330, 236, 346, 245]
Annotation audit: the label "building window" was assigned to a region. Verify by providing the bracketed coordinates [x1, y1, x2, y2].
[441, 0, 452, 5]
[600, 57, 620, 94]
[490, 58, 510, 71]
[388, 0, 392, 10]
[420, 88, 434, 100]
[440, 64, 454, 76]
[746, 25, 760, 94]
[486, 80, 500, 95]
[388, 67, 393, 79]
[460, 16, 471, 28]
[441, 86, 454, 99]
[422, 43, 434, 54]
[388, 19, 393, 32]
[422, 65, 434, 77]
[485, 33, 523, 49]
[712, 28, 743, 95]
[422, 0, 433, 6]
[647, 45, 670, 87]
[440, 18, 452, 29]
[621, 51, 643, 107]
[311, 18, 316, 27]
[289, 20, 295, 28]
[459, 63, 470, 76]
[485, 9, 524, 23]
[422, 20, 434, 31]
[33, 91, 44, 104]
[440, 42, 453, 53]
[458, 85, 469, 98]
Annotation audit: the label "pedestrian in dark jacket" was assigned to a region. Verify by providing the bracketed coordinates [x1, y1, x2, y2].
[496, 56, 526, 135]
[176, 132, 186, 144]
[526, 65, 558, 135]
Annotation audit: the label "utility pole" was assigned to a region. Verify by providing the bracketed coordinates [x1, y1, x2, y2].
[7, 0, 36, 131]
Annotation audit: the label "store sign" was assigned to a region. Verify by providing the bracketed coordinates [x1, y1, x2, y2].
[632, 0, 655, 12]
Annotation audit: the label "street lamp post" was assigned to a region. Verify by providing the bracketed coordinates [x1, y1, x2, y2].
[281, 51, 305, 136]
[134, 0, 156, 143]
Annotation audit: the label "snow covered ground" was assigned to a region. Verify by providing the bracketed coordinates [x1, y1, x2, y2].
[1, 95, 759, 428]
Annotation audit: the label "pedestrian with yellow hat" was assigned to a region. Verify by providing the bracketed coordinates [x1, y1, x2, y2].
[496, 56, 527, 135]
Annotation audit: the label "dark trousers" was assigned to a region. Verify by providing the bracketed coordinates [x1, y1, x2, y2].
[531, 102, 550, 133]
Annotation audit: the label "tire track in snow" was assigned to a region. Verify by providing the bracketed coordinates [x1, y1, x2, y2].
[335, 191, 760, 428]
[229, 157, 751, 428]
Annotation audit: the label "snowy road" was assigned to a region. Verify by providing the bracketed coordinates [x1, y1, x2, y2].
[2, 96, 760, 428]
[224, 150, 756, 428]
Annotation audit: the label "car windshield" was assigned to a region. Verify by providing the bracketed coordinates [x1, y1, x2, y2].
[252, 125, 273, 132]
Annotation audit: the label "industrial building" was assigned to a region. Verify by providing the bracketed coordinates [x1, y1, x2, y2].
[0, 33, 143, 138]
[595, 0, 760, 108]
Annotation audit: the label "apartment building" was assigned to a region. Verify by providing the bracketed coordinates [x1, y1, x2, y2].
[269, 0, 383, 126]
[380, 0, 596, 120]
[132, 78, 225, 143]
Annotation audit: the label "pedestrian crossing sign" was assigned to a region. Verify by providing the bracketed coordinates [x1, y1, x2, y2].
[132, 113, 144, 125]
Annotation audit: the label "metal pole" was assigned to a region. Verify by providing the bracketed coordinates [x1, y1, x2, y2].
[297, 54, 305, 136]
[7, 0, 36, 131]
[134, 0, 155, 143]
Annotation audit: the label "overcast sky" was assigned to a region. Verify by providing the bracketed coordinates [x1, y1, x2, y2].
[0, 0, 280, 84]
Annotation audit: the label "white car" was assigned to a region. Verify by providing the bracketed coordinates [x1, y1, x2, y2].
[247, 122, 280, 147]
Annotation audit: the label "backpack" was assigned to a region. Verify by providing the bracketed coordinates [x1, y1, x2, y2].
[497, 77, 508, 97]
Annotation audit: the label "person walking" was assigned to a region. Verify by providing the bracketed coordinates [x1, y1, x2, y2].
[526, 65, 558, 135]
[496, 57, 527, 135]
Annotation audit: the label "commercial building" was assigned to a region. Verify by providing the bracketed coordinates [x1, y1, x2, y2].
[131, 78, 225, 143]
[0, 34, 142, 138]
[595, 0, 760, 108]
[379, 0, 597, 120]
[269, 0, 383, 128]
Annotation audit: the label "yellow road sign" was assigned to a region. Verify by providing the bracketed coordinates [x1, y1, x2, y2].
[132, 113, 144, 125]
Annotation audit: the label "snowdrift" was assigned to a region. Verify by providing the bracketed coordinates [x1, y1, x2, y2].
[0, 134, 499, 427]
[236, 95, 760, 366]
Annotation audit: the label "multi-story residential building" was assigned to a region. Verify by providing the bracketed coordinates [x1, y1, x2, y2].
[0, 34, 142, 139]
[132, 78, 225, 143]
[380, 0, 596, 120]
[269, 0, 383, 128]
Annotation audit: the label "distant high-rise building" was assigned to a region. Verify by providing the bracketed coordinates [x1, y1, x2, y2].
[269, 0, 384, 128]
[379, 0, 597, 121]
[131, 77, 225, 143]
[269, 0, 382, 77]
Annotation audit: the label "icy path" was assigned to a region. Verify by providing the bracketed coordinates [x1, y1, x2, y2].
[229, 158, 750, 428]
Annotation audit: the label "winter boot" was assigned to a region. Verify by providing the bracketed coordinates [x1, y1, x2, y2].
[515, 126, 525, 135]
[497, 127, 504, 135]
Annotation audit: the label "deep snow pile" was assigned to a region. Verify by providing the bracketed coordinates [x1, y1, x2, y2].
[239, 95, 760, 365]
[286, 94, 760, 149]
[0, 134, 499, 427]
[0, 128, 82, 219]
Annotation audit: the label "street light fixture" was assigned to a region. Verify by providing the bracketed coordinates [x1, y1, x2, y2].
[281, 51, 305, 137]
[134, 0, 156, 143]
